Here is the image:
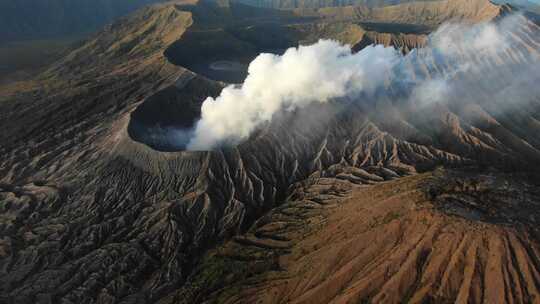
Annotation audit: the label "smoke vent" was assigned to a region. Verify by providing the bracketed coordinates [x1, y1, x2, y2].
[127, 77, 223, 151]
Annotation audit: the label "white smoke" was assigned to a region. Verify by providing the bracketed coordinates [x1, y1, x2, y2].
[186, 41, 399, 150]
[431, 21, 508, 57]
[410, 13, 538, 106]
[186, 13, 539, 151]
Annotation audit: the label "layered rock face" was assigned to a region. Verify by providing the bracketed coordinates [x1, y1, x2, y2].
[0, 0, 539, 303]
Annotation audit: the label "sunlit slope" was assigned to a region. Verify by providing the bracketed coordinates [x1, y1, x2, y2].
[183, 170, 540, 303]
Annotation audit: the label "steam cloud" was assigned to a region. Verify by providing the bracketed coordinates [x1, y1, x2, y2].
[410, 13, 540, 108]
[187, 42, 398, 150]
[186, 13, 539, 150]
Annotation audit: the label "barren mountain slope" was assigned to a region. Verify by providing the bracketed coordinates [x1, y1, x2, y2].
[0, 1, 539, 304]
[182, 169, 540, 304]
[287, 0, 501, 23]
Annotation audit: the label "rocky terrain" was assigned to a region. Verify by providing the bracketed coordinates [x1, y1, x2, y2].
[0, 0, 539, 303]
[177, 169, 540, 303]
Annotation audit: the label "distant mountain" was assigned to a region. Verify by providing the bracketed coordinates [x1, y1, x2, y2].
[493, 0, 540, 13]
[0, 0, 164, 42]
[235, 0, 437, 10]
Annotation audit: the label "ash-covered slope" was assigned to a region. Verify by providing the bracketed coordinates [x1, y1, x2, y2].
[0, 1, 539, 304]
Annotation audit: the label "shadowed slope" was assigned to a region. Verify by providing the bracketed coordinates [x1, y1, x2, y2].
[0, 0, 165, 42]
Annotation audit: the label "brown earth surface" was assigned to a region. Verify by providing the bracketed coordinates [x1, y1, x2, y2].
[180, 170, 540, 304]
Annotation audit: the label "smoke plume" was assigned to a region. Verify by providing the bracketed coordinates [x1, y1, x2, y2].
[187, 13, 539, 151]
[186, 41, 398, 150]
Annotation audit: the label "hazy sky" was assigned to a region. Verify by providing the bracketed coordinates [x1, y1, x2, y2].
[505, 0, 539, 5]
[492, 0, 539, 5]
